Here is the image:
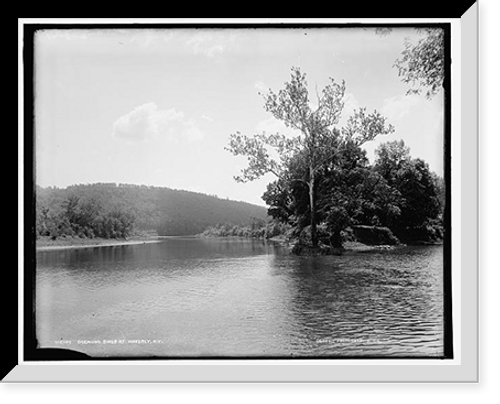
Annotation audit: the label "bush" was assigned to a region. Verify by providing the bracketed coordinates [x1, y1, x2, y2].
[351, 225, 399, 245]
[394, 219, 443, 244]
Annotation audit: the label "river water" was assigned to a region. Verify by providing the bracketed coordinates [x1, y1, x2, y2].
[35, 238, 444, 358]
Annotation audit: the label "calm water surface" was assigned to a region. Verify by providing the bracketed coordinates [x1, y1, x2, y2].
[36, 238, 444, 358]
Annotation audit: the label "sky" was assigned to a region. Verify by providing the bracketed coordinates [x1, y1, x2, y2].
[34, 27, 444, 206]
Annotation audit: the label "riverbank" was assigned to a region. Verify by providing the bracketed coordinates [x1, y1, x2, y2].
[342, 241, 400, 252]
[36, 236, 161, 251]
[198, 233, 403, 255]
[281, 236, 410, 255]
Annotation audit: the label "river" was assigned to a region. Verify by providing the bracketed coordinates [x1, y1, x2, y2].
[35, 237, 444, 358]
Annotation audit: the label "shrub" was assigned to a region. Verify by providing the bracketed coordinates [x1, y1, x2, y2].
[351, 225, 399, 245]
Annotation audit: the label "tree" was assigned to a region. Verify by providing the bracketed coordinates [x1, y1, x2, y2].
[374, 141, 443, 242]
[373, 139, 411, 186]
[261, 137, 402, 248]
[378, 28, 445, 99]
[395, 28, 445, 99]
[226, 67, 394, 248]
[317, 140, 401, 246]
[431, 172, 446, 213]
[394, 158, 442, 237]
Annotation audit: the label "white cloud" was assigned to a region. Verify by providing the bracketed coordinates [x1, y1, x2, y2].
[186, 31, 238, 58]
[183, 120, 205, 142]
[112, 102, 203, 143]
[255, 116, 300, 138]
[112, 103, 159, 142]
[186, 33, 223, 57]
[381, 94, 421, 121]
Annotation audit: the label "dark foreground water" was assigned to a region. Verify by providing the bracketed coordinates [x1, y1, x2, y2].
[36, 238, 444, 358]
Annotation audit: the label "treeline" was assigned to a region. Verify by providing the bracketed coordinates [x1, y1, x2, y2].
[201, 218, 290, 239]
[36, 193, 135, 239]
[262, 139, 445, 247]
[36, 183, 268, 239]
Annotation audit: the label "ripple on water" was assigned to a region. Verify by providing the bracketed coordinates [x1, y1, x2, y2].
[36, 241, 445, 358]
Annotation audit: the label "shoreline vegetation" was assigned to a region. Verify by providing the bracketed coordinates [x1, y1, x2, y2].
[35, 225, 442, 254]
[35, 183, 268, 242]
[199, 221, 443, 256]
[36, 235, 162, 251]
[34, 181, 443, 256]
[34, 234, 391, 254]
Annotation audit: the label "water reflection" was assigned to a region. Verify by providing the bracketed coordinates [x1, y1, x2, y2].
[36, 239, 443, 358]
[272, 247, 444, 356]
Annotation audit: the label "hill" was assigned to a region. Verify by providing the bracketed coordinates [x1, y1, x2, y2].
[35, 183, 268, 237]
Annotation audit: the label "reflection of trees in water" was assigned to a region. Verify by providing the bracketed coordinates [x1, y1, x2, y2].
[38, 245, 138, 269]
[271, 255, 358, 354]
[37, 239, 286, 292]
[270, 248, 444, 357]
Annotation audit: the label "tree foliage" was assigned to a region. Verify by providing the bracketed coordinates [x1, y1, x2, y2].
[36, 192, 135, 240]
[271, 139, 444, 248]
[373, 140, 444, 242]
[393, 28, 445, 99]
[201, 218, 290, 240]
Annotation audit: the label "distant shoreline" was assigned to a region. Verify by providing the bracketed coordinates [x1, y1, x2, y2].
[35, 235, 442, 253]
[36, 236, 161, 251]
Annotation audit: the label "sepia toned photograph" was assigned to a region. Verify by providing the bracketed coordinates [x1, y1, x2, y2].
[27, 23, 452, 360]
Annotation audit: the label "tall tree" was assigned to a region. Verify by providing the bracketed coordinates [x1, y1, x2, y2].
[226, 67, 394, 247]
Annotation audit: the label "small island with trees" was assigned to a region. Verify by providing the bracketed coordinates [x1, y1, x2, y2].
[216, 67, 445, 255]
[202, 136, 444, 255]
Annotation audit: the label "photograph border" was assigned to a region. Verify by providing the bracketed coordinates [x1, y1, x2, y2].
[9, 11, 474, 379]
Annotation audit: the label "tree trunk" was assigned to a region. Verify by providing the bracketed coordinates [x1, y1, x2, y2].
[309, 167, 318, 248]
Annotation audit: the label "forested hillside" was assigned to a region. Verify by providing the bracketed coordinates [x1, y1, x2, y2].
[35, 183, 268, 238]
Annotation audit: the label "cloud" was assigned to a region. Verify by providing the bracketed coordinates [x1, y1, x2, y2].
[186, 31, 238, 58]
[112, 102, 204, 143]
[182, 120, 205, 142]
[255, 116, 301, 138]
[381, 94, 421, 121]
